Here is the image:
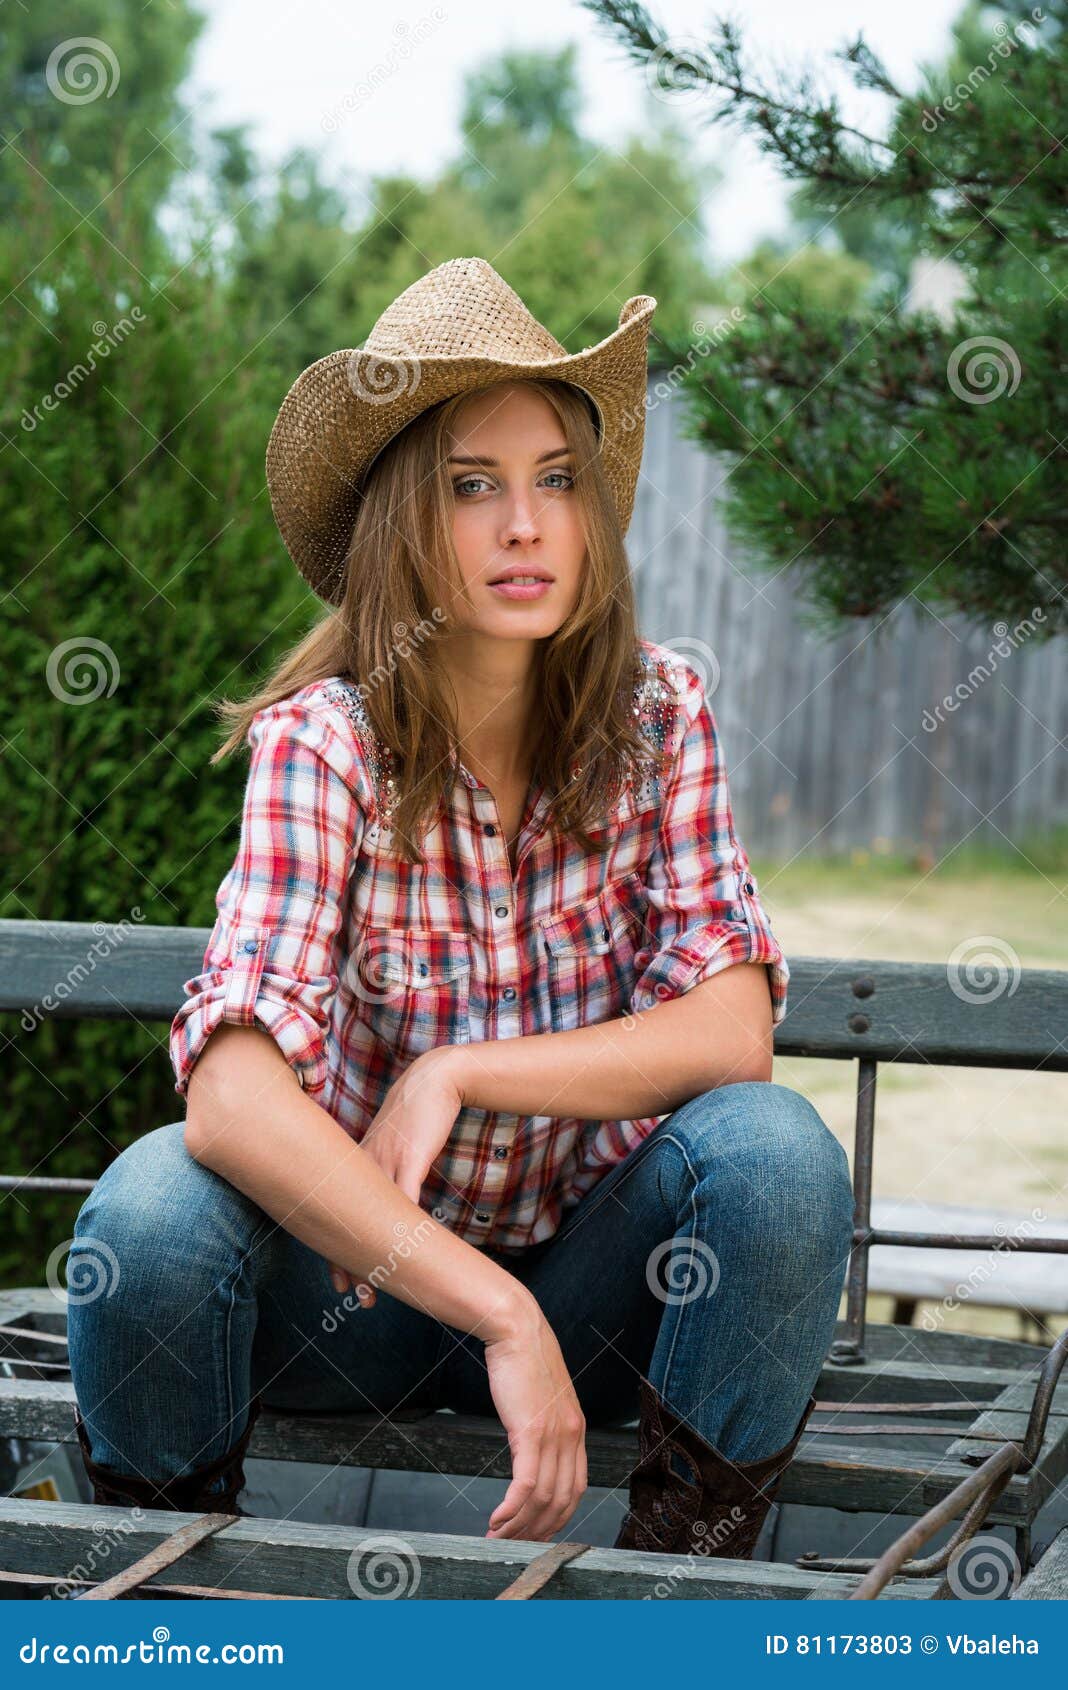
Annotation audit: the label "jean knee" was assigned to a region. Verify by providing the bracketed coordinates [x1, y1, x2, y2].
[674, 1080, 854, 1245]
[68, 1120, 280, 1309]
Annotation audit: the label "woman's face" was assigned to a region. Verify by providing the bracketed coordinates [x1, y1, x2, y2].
[442, 383, 587, 637]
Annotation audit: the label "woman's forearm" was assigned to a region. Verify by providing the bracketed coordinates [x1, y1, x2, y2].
[452, 960, 775, 1120]
[182, 1022, 538, 1344]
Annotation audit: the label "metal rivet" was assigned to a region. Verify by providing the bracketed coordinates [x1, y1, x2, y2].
[848, 1012, 871, 1034]
[852, 976, 875, 999]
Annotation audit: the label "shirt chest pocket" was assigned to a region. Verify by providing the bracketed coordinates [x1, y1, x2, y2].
[537, 872, 647, 1034]
[354, 927, 473, 1059]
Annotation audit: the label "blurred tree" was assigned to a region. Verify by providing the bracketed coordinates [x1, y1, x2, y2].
[582, 0, 1066, 635]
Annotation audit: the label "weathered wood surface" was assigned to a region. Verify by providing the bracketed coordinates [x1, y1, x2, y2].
[947, 1373, 1068, 1496]
[1012, 1526, 1068, 1599]
[0, 1375, 1055, 1526]
[867, 1197, 1068, 1313]
[0, 1499, 942, 1600]
[3, 1291, 1059, 1531]
[2, 920, 1065, 1069]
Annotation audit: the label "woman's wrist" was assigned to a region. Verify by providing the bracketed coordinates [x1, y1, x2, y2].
[481, 1274, 543, 1345]
[417, 1040, 471, 1102]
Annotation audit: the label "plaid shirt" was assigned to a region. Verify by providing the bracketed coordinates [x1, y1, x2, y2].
[169, 638, 789, 1253]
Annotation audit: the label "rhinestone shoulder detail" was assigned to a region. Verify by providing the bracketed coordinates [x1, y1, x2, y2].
[317, 649, 687, 825]
[318, 677, 396, 824]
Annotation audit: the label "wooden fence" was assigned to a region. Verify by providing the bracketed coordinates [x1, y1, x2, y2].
[630, 378, 1066, 859]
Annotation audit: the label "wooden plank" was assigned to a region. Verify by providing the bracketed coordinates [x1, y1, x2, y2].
[0, 1378, 1043, 1525]
[1012, 1526, 1068, 1600]
[775, 956, 1068, 1069]
[0, 1499, 941, 1600]
[866, 1197, 1068, 1313]
[0, 920, 205, 1021]
[1, 920, 1065, 1068]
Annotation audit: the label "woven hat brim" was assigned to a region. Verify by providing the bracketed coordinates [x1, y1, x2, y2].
[265, 294, 656, 604]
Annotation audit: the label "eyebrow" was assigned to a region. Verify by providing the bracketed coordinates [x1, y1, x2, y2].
[446, 447, 573, 467]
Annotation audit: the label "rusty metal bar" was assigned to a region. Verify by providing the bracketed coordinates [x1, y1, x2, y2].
[798, 1328, 1068, 1587]
[847, 1445, 1021, 1598]
[495, 1539, 594, 1598]
[0, 1176, 95, 1193]
[1018, 1325, 1068, 1468]
[867, 1228, 1068, 1253]
[800, 1446, 1020, 1585]
[77, 1513, 238, 1601]
[0, 1324, 68, 1347]
[830, 1056, 878, 1365]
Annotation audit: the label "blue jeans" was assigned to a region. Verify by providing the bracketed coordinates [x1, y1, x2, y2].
[66, 1081, 854, 1494]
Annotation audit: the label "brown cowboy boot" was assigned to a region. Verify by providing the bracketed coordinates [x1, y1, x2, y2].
[72, 1394, 264, 1517]
[613, 1376, 816, 1560]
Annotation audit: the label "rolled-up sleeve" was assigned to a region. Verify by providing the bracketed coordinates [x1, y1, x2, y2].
[628, 662, 789, 1023]
[169, 698, 367, 1100]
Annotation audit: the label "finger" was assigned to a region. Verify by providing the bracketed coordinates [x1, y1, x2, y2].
[487, 1439, 540, 1536]
[546, 1438, 577, 1539]
[523, 1444, 560, 1542]
[493, 1442, 557, 1542]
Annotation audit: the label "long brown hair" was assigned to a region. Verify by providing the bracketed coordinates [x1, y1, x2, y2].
[211, 377, 654, 865]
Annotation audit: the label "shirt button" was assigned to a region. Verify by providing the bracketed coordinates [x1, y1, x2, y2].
[431, 1205, 447, 1220]
[601, 925, 610, 941]
[743, 879, 754, 894]
[502, 986, 516, 1001]
[493, 1145, 508, 1159]
[494, 905, 508, 919]
[242, 940, 258, 953]
[483, 823, 496, 836]
[475, 1211, 491, 1223]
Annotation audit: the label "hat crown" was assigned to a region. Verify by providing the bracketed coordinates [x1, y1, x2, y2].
[361, 256, 566, 365]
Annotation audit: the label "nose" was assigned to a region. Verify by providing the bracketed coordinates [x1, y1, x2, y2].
[498, 486, 542, 547]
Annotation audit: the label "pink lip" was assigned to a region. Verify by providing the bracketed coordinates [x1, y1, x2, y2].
[488, 578, 554, 600]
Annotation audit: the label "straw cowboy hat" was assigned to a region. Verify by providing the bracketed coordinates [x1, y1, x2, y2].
[265, 255, 658, 605]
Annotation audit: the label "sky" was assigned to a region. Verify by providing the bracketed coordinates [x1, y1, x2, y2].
[185, 0, 968, 263]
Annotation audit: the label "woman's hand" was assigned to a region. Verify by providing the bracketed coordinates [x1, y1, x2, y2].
[326, 1047, 465, 1306]
[483, 1295, 588, 1543]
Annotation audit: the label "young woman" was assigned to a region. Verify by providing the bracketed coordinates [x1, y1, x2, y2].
[67, 258, 854, 1559]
